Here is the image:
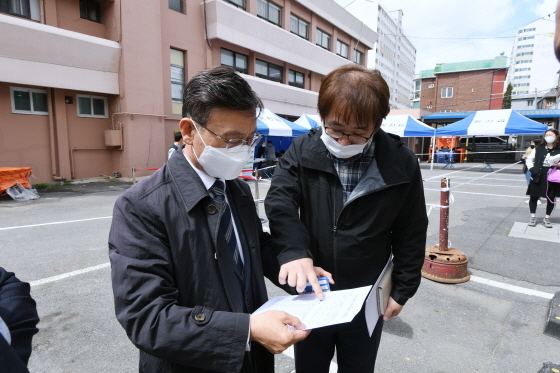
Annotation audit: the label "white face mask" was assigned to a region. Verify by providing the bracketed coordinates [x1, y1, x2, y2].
[545, 136, 556, 144]
[192, 124, 253, 180]
[320, 128, 370, 159]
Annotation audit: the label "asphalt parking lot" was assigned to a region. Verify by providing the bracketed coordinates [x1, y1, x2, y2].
[1, 160, 559, 372]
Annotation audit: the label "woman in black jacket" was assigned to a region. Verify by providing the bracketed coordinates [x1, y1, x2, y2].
[526, 129, 560, 227]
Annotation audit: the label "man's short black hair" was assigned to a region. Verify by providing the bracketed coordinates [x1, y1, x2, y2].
[182, 66, 263, 124]
[174, 132, 182, 142]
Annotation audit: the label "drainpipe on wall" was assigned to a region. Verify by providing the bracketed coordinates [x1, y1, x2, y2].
[47, 88, 66, 181]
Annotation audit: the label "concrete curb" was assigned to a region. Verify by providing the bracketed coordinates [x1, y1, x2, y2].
[544, 292, 560, 340]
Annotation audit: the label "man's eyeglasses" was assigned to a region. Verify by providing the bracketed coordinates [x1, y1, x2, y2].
[193, 120, 261, 149]
[324, 126, 373, 144]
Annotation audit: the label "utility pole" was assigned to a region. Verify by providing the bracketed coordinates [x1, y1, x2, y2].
[534, 88, 538, 109]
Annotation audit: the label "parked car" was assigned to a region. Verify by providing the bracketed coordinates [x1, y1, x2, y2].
[458, 136, 514, 161]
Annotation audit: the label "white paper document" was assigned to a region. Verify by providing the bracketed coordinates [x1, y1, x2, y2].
[252, 286, 372, 330]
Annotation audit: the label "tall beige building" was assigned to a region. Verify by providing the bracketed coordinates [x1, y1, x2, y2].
[0, 0, 377, 183]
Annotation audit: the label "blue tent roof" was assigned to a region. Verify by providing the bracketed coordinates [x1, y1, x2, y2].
[381, 115, 435, 137]
[424, 109, 560, 120]
[257, 109, 310, 137]
[435, 109, 548, 136]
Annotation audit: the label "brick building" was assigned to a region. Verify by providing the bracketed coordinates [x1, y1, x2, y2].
[414, 56, 508, 114]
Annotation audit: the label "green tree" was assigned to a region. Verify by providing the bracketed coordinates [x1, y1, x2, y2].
[502, 83, 512, 109]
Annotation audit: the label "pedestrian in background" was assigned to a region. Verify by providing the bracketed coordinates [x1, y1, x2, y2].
[167, 131, 184, 159]
[264, 140, 277, 167]
[522, 139, 542, 205]
[526, 129, 560, 228]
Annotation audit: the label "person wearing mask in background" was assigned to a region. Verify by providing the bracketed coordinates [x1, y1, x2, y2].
[109, 67, 325, 373]
[0, 267, 40, 373]
[264, 140, 277, 167]
[522, 139, 542, 205]
[526, 129, 560, 228]
[265, 64, 428, 373]
[168, 131, 184, 159]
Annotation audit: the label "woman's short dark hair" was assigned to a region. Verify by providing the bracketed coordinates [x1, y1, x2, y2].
[318, 64, 390, 131]
[182, 66, 263, 124]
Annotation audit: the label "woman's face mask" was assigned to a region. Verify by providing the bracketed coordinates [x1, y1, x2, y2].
[544, 135, 556, 144]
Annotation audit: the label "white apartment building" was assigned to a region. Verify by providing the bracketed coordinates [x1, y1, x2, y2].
[335, 0, 417, 109]
[506, 16, 560, 110]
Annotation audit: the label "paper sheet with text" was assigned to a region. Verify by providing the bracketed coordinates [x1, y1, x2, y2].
[252, 285, 372, 330]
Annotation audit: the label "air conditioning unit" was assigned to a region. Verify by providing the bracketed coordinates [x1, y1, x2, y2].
[426, 105, 433, 109]
[547, 102, 554, 106]
[409, 94, 415, 100]
[428, 83, 435, 88]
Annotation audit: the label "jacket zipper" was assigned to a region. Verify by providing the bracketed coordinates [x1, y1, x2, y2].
[331, 181, 410, 284]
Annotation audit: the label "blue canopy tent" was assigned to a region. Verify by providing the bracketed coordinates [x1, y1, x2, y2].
[243, 109, 311, 179]
[432, 109, 548, 170]
[381, 115, 435, 137]
[294, 114, 321, 130]
[257, 109, 310, 137]
[435, 109, 548, 136]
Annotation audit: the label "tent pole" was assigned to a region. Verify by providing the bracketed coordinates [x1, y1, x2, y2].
[430, 136, 436, 171]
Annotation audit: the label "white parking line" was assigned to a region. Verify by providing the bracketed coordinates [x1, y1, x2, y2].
[0, 216, 112, 231]
[30, 262, 110, 287]
[470, 276, 554, 299]
[282, 346, 338, 372]
[424, 189, 526, 199]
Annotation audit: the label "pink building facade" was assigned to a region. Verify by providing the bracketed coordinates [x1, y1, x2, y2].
[0, 0, 376, 183]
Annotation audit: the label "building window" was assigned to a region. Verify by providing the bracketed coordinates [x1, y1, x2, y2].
[256, 59, 283, 83]
[170, 48, 185, 116]
[80, 0, 101, 23]
[336, 40, 349, 59]
[427, 83, 435, 88]
[441, 87, 453, 98]
[514, 75, 531, 79]
[316, 29, 331, 50]
[76, 95, 108, 118]
[527, 99, 534, 106]
[0, 0, 41, 20]
[223, 0, 245, 9]
[354, 49, 364, 65]
[10, 87, 48, 115]
[220, 48, 248, 74]
[168, 0, 183, 13]
[290, 14, 308, 39]
[257, 0, 281, 26]
[288, 70, 304, 88]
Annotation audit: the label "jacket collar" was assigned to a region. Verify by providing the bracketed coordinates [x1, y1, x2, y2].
[167, 150, 211, 212]
[301, 128, 410, 186]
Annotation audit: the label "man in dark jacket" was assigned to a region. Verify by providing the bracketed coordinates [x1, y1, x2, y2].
[265, 64, 428, 372]
[109, 67, 313, 373]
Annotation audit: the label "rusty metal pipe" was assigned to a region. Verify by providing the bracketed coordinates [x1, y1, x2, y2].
[439, 178, 450, 250]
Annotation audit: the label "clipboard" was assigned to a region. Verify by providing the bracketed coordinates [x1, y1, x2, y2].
[365, 258, 393, 336]
[376, 261, 393, 315]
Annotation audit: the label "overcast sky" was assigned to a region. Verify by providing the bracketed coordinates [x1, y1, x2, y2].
[378, 0, 558, 72]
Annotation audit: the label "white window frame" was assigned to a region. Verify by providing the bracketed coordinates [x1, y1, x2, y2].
[76, 94, 109, 118]
[336, 40, 349, 59]
[10, 86, 48, 115]
[441, 87, 453, 98]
